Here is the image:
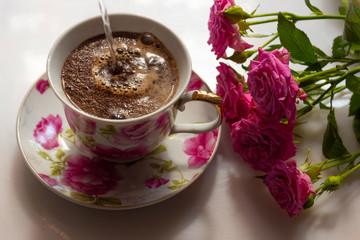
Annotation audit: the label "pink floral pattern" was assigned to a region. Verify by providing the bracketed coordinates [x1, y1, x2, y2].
[35, 79, 49, 94]
[81, 143, 149, 162]
[264, 160, 316, 217]
[39, 173, 57, 186]
[33, 114, 62, 150]
[208, 0, 253, 59]
[112, 121, 150, 145]
[145, 178, 169, 189]
[24, 73, 220, 209]
[64, 106, 96, 135]
[183, 129, 219, 169]
[187, 72, 204, 92]
[61, 154, 122, 196]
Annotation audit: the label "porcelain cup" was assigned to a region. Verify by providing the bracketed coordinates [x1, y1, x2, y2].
[47, 14, 222, 163]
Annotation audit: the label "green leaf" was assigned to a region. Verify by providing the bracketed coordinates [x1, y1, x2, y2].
[162, 160, 173, 170]
[277, 12, 317, 63]
[151, 145, 167, 154]
[171, 179, 181, 185]
[353, 113, 360, 144]
[303, 60, 328, 73]
[166, 166, 178, 172]
[322, 108, 350, 159]
[99, 125, 117, 135]
[339, 6, 347, 15]
[65, 129, 74, 138]
[350, 42, 360, 55]
[313, 46, 329, 58]
[37, 151, 52, 160]
[97, 197, 122, 206]
[55, 148, 66, 160]
[343, 1, 360, 42]
[346, 74, 360, 93]
[70, 192, 95, 202]
[150, 163, 161, 169]
[319, 102, 331, 110]
[82, 135, 95, 147]
[168, 185, 180, 190]
[332, 35, 351, 58]
[349, 93, 360, 116]
[340, 0, 349, 12]
[265, 44, 283, 52]
[50, 167, 62, 176]
[305, 0, 323, 15]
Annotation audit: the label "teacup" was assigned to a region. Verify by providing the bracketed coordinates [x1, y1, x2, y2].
[47, 14, 222, 163]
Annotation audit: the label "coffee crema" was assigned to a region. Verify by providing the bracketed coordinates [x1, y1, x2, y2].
[61, 31, 179, 119]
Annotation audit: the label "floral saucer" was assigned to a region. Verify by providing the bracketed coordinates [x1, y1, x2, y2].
[16, 72, 221, 210]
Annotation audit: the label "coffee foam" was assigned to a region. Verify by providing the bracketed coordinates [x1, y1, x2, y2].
[62, 31, 179, 119]
[91, 37, 169, 97]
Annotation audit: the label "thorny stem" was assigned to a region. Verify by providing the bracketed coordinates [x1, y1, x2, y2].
[321, 150, 360, 171]
[260, 32, 279, 49]
[247, 13, 345, 25]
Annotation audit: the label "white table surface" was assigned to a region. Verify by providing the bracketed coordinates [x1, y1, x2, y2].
[2, 0, 360, 239]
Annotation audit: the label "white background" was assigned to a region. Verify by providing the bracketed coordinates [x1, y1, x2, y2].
[2, 0, 360, 239]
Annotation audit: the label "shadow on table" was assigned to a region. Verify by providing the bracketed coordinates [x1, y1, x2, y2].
[12, 148, 218, 240]
[219, 124, 360, 240]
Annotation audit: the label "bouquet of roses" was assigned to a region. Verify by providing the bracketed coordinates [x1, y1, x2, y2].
[208, 0, 360, 216]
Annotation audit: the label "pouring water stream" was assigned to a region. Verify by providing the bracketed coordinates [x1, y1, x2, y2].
[97, 0, 118, 71]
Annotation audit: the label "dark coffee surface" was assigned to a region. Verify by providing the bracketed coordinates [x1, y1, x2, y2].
[61, 32, 179, 119]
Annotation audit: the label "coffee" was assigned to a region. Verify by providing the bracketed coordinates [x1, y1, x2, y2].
[61, 31, 179, 119]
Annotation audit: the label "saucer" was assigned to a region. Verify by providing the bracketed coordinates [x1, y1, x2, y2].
[16, 72, 221, 210]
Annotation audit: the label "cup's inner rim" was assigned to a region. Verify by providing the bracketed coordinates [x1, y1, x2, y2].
[47, 13, 192, 123]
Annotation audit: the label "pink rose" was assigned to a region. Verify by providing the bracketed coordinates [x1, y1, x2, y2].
[216, 63, 252, 124]
[111, 121, 151, 146]
[35, 79, 49, 94]
[186, 72, 204, 92]
[80, 143, 149, 162]
[33, 114, 62, 150]
[155, 112, 171, 136]
[208, 0, 253, 59]
[61, 154, 122, 196]
[231, 118, 296, 172]
[64, 106, 96, 135]
[183, 129, 219, 169]
[39, 173, 57, 186]
[145, 177, 169, 189]
[264, 160, 316, 217]
[247, 48, 300, 125]
[270, 48, 290, 64]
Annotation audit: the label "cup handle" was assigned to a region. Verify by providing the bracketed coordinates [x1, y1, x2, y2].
[171, 90, 222, 134]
